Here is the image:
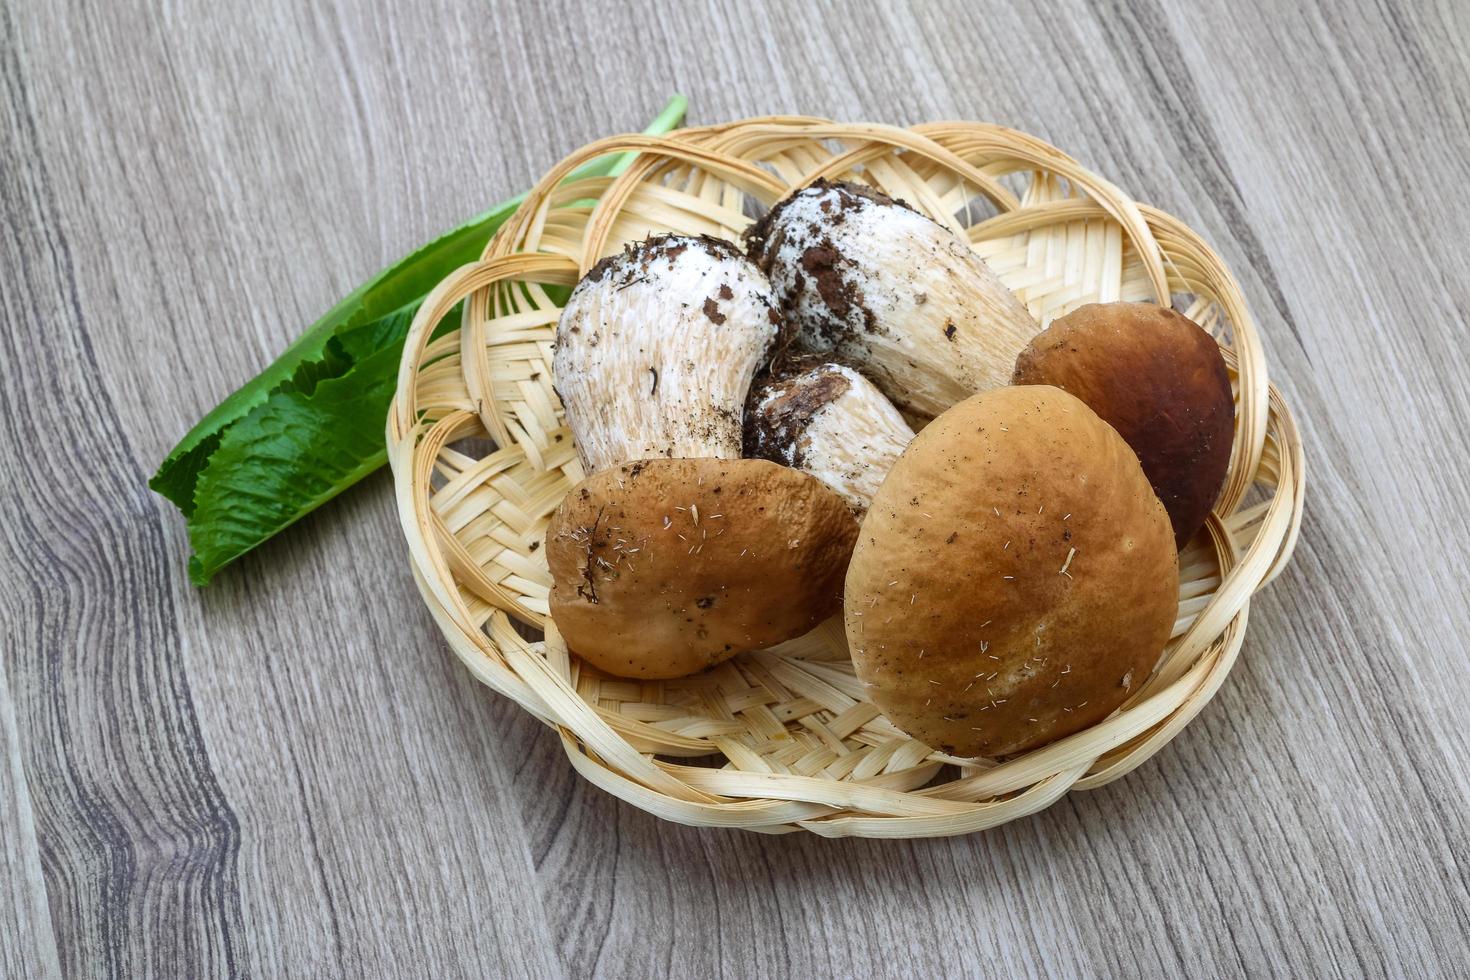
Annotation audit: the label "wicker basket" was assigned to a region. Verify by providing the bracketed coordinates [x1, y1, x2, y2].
[387, 118, 1305, 838]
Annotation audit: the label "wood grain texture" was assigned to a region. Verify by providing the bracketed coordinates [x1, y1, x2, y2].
[1, 0, 1466, 976]
[0, 651, 62, 979]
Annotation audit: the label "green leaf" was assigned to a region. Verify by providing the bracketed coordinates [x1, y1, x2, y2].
[184, 339, 403, 586]
[154, 95, 688, 583]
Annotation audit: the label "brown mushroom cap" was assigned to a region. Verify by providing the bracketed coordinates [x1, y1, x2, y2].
[847, 385, 1178, 758]
[1012, 302, 1235, 548]
[547, 458, 858, 679]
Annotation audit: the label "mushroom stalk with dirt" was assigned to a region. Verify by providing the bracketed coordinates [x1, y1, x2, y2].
[746, 179, 1040, 418]
[744, 358, 914, 513]
[553, 234, 784, 472]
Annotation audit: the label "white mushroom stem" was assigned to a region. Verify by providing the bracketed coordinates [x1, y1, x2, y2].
[744, 361, 914, 513]
[554, 234, 782, 472]
[746, 179, 1040, 418]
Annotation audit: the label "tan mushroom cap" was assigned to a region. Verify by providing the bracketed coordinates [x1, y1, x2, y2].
[547, 458, 858, 679]
[1012, 302, 1235, 549]
[847, 385, 1178, 758]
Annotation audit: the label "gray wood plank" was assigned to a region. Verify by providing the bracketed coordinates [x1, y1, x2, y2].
[4, 0, 568, 976]
[2, 0, 1467, 976]
[0, 655, 62, 979]
[1, 3, 248, 973]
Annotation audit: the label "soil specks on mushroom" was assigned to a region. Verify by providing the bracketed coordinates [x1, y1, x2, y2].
[555, 233, 780, 470]
[575, 505, 608, 604]
[743, 360, 912, 511]
[746, 179, 1038, 416]
[702, 296, 727, 325]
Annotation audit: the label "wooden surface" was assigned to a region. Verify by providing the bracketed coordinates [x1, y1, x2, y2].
[3, 0, 1468, 975]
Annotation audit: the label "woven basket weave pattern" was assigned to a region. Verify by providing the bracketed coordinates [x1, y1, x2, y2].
[387, 118, 1305, 838]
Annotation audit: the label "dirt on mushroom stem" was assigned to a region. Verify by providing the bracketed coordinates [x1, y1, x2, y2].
[553, 233, 784, 472]
[744, 178, 1039, 418]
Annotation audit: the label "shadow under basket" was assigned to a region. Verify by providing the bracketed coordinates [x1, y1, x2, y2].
[388, 117, 1306, 838]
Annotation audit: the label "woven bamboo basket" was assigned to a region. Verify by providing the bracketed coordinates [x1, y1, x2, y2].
[387, 117, 1305, 838]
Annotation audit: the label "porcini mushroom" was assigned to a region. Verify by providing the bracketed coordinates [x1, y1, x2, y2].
[846, 385, 1178, 758]
[1012, 302, 1235, 548]
[745, 179, 1040, 418]
[743, 357, 914, 513]
[546, 458, 858, 679]
[554, 234, 783, 472]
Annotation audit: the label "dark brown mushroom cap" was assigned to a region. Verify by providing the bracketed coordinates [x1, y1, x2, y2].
[547, 458, 858, 679]
[846, 386, 1178, 758]
[1012, 302, 1235, 548]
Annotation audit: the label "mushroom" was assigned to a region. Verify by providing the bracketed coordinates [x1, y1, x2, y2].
[546, 458, 858, 679]
[1012, 303, 1235, 548]
[553, 234, 783, 472]
[743, 357, 914, 513]
[745, 179, 1040, 418]
[846, 385, 1178, 758]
